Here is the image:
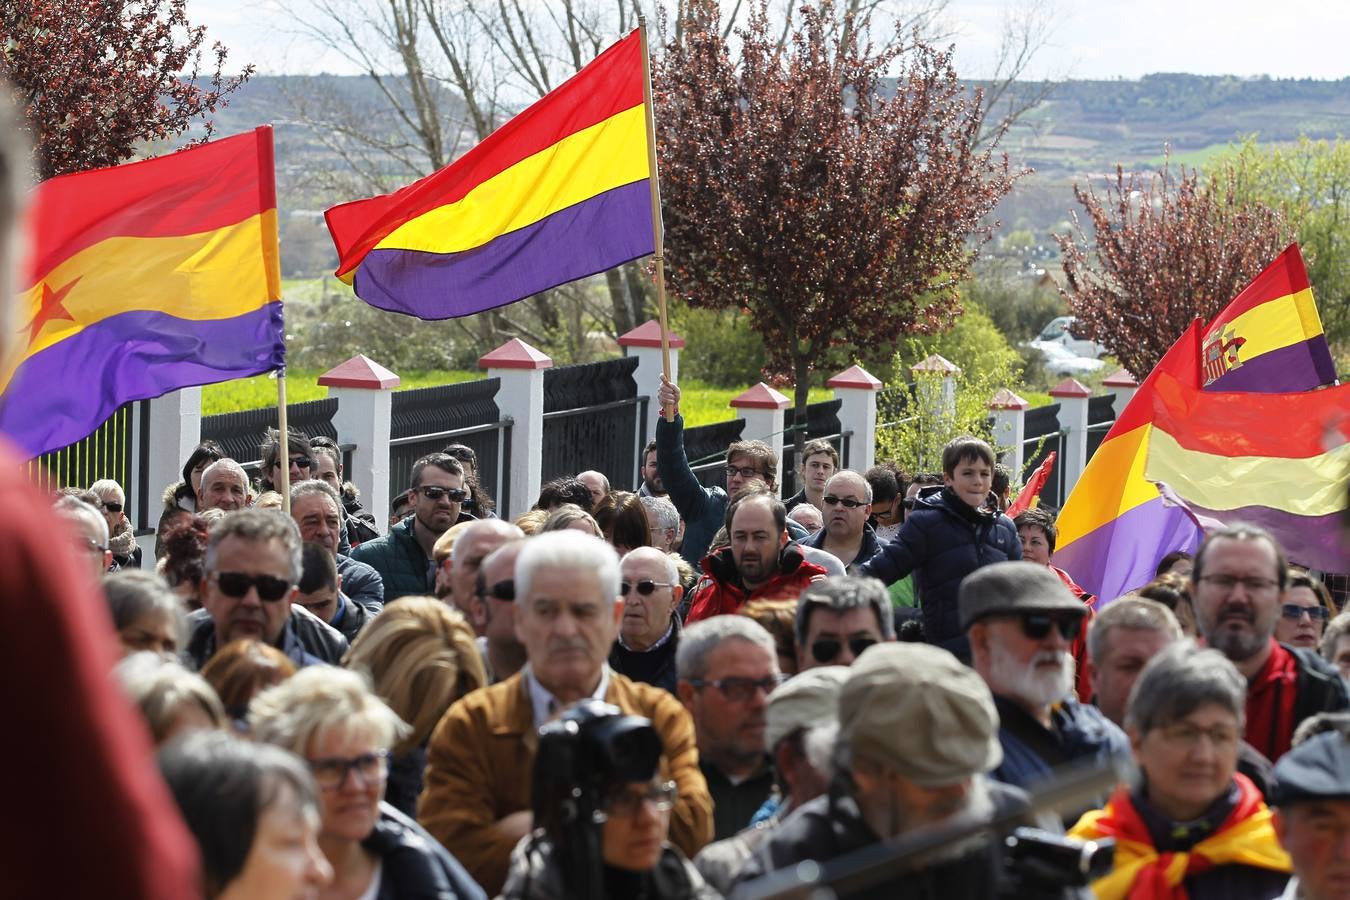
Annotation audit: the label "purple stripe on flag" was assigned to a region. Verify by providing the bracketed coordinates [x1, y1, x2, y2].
[1053, 496, 1204, 604]
[354, 179, 654, 320]
[0, 304, 285, 459]
[1188, 504, 1348, 574]
[1207, 336, 1338, 392]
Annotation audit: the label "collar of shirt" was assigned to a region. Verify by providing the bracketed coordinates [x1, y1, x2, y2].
[524, 663, 611, 729]
[617, 619, 675, 653]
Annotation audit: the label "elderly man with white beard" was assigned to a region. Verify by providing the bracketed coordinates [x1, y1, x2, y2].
[962, 562, 1129, 815]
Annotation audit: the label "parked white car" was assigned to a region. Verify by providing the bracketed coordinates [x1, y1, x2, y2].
[1025, 316, 1108, 375]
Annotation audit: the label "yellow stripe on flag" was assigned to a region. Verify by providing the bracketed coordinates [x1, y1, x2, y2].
[1055, 424, 1160, 548]
[374, 104, 649, 255]
[1221, 287, 1323, 362]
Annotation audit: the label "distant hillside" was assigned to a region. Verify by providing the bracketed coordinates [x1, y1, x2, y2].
[208, 73, 1350, 277]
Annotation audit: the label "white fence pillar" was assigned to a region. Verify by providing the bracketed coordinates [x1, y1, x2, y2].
[988, 388, 1030, 478]
[319, 355, 399, 535]
[1103, 368, 1139, 419]
[481, 338, 552, 519]
[136, 386, 202, 558]
[1051, 378, 1091, 495]
[911, 354, 961, 420]
[827, 364, 882, 473]
[730, 383, 790, 481]
[618, 319, 684, 437]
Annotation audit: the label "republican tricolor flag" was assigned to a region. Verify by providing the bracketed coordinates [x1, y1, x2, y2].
[325, 30, 654, 319]
[1, 128, 285, 460]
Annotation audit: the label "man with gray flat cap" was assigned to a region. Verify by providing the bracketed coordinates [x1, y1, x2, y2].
[962, 561, 1129, 796]
[1271, 731, 1350, 900]
[695, 666, 848, 894]
[732, 642, 1034, 898]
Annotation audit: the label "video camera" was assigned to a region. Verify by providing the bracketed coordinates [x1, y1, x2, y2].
[530, 699, 663, 900]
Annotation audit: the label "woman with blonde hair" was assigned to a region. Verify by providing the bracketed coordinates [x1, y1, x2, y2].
[344, 596, 487, 817]
[249, 666, 483, 900]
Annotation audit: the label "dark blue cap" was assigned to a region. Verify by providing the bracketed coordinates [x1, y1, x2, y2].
[1272, 731, 1350, 806]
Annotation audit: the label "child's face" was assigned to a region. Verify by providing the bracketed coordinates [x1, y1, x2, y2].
[944, 456, 993, 510]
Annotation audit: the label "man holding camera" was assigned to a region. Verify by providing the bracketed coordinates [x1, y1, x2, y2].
[419, 530, 713, 895]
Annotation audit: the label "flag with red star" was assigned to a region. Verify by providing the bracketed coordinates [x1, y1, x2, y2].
[0, 128, 284, 459]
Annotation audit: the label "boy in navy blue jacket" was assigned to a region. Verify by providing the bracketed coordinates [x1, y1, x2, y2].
[857, 435, 1021, 659]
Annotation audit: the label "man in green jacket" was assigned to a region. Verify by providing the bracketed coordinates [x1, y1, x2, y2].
[351, 452, 474, 602]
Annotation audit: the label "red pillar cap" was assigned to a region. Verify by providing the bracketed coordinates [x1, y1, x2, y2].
[826, 364, 883, 390]
[317, 354, 401, 389]
[730, 382, 791, 410]
[988, 388, 1030, 410]
[911, 353, 961, 376]
[617, 319, 686, 349]
[1103, 368, 1139, 388]
[1049, 378, 1092, 399]
[479, 338, 553, 370]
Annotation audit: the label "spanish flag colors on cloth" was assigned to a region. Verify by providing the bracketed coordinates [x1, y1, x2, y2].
[1053, 245, 1340, 602]
[325, 30, 653, 320]
[1070, 775, 1291, 900]
[0, 128, 284, 460]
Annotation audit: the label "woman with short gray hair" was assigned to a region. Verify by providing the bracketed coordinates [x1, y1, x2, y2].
[1070, 643, 1292, 898]
[248, 666, 484, 900]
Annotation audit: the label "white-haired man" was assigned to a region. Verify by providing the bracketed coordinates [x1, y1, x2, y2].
[198, 458, 250, 512]
[961, 561, 1128, 799]
[418, 530, 712, 895]
[609, 546, 685, 693]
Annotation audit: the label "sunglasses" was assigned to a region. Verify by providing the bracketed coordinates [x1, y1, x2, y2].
[822, 495, 867, 509]
[1011, 611, 1083, 641]
[103, 502, 123, 513]
[489, 579, 514, 602]
[1282, 604, 1330, 622]
[621, 579, 675, 597]
[417, 485, 468, 502]
[211, 571, 292, 602]
[811, 636, 877, 663]
[686, 675, 785, 703]
[279, 456, 311, 469]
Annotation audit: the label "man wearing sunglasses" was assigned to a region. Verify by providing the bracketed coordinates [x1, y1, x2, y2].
[351, 452, 474, 602]
[961, 562, 1128, 801]
[797, 470, 882, 571]
[185, 509, 348, 671]
[794, 576, 894, 672]
[476, 538, 528, 682]
[609, 547, 685, 693]
[1189, 524, 1348, 762]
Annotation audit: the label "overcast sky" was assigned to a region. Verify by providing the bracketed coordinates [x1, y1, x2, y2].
[186, 0, 1350, 81]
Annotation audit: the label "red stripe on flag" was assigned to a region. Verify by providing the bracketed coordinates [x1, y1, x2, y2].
[1205, 243, 1310, 329]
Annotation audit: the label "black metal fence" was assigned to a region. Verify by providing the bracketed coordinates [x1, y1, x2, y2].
[1085, 394, 1118, 462]
[682, 418, 748, 489]
[26, 400, 151, 528]
[780, 399, 847, 497]
[540, 357, 647, 491]
[388, 378, 509, 515]
[1020, 402, 1065, 509]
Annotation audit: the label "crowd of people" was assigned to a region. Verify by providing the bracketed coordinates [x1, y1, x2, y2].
[36, 379, 1350, 899]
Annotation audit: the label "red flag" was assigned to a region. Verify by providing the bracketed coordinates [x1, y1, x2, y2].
[1008, 451, 1057, 518]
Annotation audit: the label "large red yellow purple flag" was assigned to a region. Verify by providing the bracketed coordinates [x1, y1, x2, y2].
[324, 30, 653, 319]
[0, 128, 284, 460]
[1053, 245, 1337, 601]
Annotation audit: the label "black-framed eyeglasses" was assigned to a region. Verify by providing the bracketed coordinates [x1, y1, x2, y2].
[621, 579, 675, 597]
[1010, 611, 1083, 641]
[210, 571, 292, 602]
[685, 674, 785, 703]
[725, 465, 762, 480]
[811, 636, 877, 663]
[822, 495, 867, 509]
[417, 485, 468, 502]
[600, 780, 677, 819]
[103, 501, 123, 513]
[1282, 604, 1330, 622]
[308, 750, 389, 791]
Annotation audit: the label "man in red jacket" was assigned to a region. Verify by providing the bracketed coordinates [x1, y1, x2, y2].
[687, 484, 826, 622]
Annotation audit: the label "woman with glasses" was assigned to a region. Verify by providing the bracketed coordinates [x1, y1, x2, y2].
[343, 597, 487, 818]
[1071, 643, 1292, 899]
[249, 666, 485, 900]
[1275, 569, 1339, 650]
[501, 701, 716, 900]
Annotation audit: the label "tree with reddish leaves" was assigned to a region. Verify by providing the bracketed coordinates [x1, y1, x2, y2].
[1056, 159, 1291, 380]
[655, 0, 1017, 461]
[0, 0, 252, 180]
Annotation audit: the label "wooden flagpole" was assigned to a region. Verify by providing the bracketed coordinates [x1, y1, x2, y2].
[277, 367, 291, 515]
[638, 16, 675, 422]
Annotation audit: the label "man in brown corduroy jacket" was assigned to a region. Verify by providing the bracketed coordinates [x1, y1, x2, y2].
[418, 530, 713, 895]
